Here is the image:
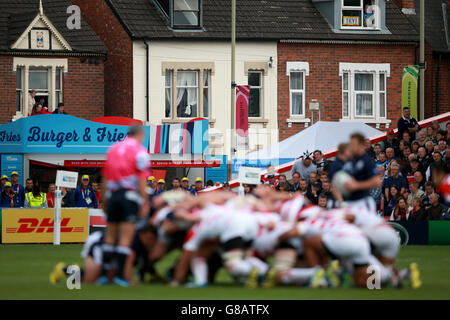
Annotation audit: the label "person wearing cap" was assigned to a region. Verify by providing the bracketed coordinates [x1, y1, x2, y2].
[291, 151, 317, 183]
[181, 177, 190, 191]
[384, 129, 399, 152]
[73, 175, 98, 208]
[306, 180, 322, 205]
[190, 177, 204, 195]
[155, 179, 166, 194]
[0, 182, 20, 208]
[147, 176, 157, 193]
[10, 171, 25, 207]
[0, 175, 8, 192]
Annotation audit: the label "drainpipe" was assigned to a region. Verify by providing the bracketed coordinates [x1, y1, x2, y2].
[144, 40, 150, 123]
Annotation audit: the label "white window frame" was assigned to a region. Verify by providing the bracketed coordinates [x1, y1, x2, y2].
[165, 69, 173, 118]
[203, 69, 210, 118]
[354, 72, 375, 118]
[289, 71, 306, 117]
[285, 62, 311, 126]
[341, 0, 379, 30]
[248, 70, 263, 118]
[16, 67, 23, 113]
[176, 70, 199, 119]
[339, 62, 390, 126]
[55, 68, 63, 107]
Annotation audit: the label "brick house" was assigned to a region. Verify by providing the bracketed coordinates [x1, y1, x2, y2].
[0, 0, 106, 124]
[277, 0, 420, 141]
[400, 0, 450, 118]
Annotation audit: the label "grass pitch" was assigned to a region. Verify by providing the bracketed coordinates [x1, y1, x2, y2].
[0, 244, 449, 300]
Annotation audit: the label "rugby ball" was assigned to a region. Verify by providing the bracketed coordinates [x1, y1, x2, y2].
[332, 170, 352, 197]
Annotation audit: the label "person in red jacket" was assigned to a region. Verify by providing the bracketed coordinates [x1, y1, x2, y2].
[31, 103, 51, 116]
[46, 184, 56, 208]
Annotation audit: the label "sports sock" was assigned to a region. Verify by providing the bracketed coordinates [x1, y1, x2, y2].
[280, 268, 317, 286]
[101, 243, 115, 276]
[245, 257, 269, 275]
[368, 255, 392, 284]
[227, 260, 253, 278]
[115, 246, 131, 279]
[191, 257, 208, 285]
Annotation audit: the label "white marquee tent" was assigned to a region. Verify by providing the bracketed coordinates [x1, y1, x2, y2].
[244, 121, 383, 160]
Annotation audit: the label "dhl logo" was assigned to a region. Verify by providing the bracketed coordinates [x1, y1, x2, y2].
[6, 218, 84, 234]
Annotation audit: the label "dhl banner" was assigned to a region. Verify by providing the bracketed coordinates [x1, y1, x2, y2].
[1, 208, 88, 243]
[401, 66, 419, 119]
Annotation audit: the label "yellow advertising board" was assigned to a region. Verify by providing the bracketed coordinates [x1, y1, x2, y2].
[2, 208, 88, 243]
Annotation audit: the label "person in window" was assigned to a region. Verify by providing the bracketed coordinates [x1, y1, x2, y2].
[31, 102, 51, 116]
[46, 184, 56, 208]
[10, 171, 25, 207]
[0, 182, 20, 208]
[61, 187, 75, 208]
[397, 107, 420, 141]
[73, 175, 98, 208]
[363, 1, 376, 27]
[24, 182, 48, 208]
[408, 197, 427, 221]
[53, 103, 68, 114]
[28, 90, 37, 116]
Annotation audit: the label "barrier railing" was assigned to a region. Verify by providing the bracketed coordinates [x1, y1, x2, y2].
[200, 112, 450, 193]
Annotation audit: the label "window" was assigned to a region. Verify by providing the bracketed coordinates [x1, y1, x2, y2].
[29, 68, 49, 94]
[16, 68, 23, 113]
[173, 0, 200, 27]
[289, 71, 305, 117]
[339, 63, 390, 122]
[248, 71, 262, 117]
[203, 70, 210, 118]
[165, 70, 172, 118]
[55, 68, 63, 106]
[341, 0, 377, 29]
[176, 71, 198, 118]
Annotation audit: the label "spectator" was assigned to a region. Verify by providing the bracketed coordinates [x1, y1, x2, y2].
[278, 182, 291, 193]
[417, 147, 431, 170]
[427, 152, 448, 182]
[222, 182, 231, 191]
[147, 176, 157, 194]
[411, 140, 420, 155]
[206, 179, 214, 188]
[385, 147, 397, 163]
[31, 103, 51, 116]
[398, 145, 412, 171]
[291, 151, 317, 182]
[156, 179, 166, 194]
[61, 187, 75, 207]
[191, 177, 204, 195]
[321, 180, 334, 209]
[10, 171, 25, 207]
[426, 193, 449, 220]
[401, 131, 412, 146]
[28, 90, 36, 115]
[390, 197, 408, 221]
[445, 148, 450, 169]
[414, 171, 426, 191]
[53, 103, 68, 114]
[397, 107, 420, 141]
[172, 178, 182, 191]
[0, 175, 8, 192]
[181, 177, 190, 191]
[328, 143, 349, 181]
[373, 143, 382, 159]
[408, 197, 427, 221]
[25, 178, 33, 193]
[266, 173, 279, 190]
[417, 129, 429, 147]
[402, 158, 424, 184]
[375, 152, 389, 170]
[422, 181, 435, 209]
[370, 166, 385, 213]
[383, 163, 407, 199]
[24, 182, 47, 208]
[46, 184, 56, 208]
[426, 126, 436, 143]
[91, 181, 102, 208]
[318, 194, 328, 209]
[243, 184, 255, 195]
[306, 180, 321, 205]
[0, 182, 20, 208]
[406, 182, 425, 208]
[364, 139, 376, 160]
[425, 140, 435, 157]
[73, 175, 98, 208]
[298, 179, 308, 195]
[385, 185, 400, 216]
[276, 174, 290, 191]
[384, 129, 399, 152]
[313, 150, 329, 173]
[290, 172, 301, 192]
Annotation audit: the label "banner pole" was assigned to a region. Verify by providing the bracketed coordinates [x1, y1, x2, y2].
[53, 186, 62, 245]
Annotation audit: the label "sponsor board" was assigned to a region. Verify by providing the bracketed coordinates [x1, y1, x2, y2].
[2, 209, 88, 243]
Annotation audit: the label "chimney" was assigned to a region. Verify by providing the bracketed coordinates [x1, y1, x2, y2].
[393, 0, 416, 15]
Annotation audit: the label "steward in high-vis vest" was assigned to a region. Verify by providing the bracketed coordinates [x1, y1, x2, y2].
[24, 182, 48, 208]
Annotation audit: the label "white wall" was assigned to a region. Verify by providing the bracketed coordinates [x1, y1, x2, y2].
[133, 40, 279, 157]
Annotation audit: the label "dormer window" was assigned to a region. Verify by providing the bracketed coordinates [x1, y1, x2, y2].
[154, 0, 202, 29]
[341, 0, 378, 29]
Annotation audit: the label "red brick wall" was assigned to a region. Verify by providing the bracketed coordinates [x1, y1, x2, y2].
[0, 55, 104, 124]
[70, 0, 134, 118]
[428, 52, 450, 117]
[277, 43, 416, 141]
[0, 56, 17, 124]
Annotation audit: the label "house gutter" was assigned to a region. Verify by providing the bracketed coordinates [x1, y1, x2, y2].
[280, 39, 418, 45]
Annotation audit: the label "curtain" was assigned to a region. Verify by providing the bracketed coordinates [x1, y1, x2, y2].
[203, 71, 209, 117]
[355, 73, 373, 116]
[176, 72, 197, 118]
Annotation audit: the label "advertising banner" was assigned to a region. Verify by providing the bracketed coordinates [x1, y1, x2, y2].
[401, 66, 419, 119]
[236, 85, 250, 151]
[1, 154, 23, 183]
[1, 208, 88, 243]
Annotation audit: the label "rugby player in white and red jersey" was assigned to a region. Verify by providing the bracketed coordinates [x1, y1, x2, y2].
[98, 125, 151, 286]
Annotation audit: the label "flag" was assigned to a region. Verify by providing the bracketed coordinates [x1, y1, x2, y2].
[236, 85, 250, 151]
